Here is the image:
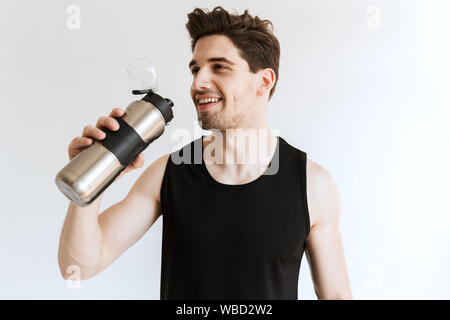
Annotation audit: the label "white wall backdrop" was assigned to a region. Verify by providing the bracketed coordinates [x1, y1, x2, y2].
[1, 0, 449, 299]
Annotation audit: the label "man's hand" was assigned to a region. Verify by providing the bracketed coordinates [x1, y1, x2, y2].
[68, 107, 145, 183]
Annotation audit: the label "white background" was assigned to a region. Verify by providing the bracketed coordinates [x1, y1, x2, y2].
[1, 0, 449, 299]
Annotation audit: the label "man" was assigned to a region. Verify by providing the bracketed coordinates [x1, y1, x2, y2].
[58, 6, 352, 300]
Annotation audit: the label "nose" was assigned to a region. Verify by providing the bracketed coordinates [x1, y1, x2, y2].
[192, 68, 213, 91]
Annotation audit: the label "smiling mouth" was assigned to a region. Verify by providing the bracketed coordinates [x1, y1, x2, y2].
[197, 98, 223, 112]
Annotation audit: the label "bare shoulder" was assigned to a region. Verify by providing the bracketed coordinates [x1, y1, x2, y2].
[114, 152, 170, 227]
[306, 157, 341, 228]
[131, 153, 170, 203]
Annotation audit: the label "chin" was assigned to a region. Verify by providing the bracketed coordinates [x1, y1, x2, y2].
[197, 118, 224, 131]
[197, 120, 214, 130]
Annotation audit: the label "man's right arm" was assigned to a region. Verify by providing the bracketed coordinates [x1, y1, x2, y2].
[58, 107, 171, 280]
[58, 151, 170, 280]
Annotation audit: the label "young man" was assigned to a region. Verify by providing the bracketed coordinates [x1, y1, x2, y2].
[58, 7, 352, 300]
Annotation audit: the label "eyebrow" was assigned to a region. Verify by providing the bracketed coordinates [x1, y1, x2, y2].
[189, 57, 236, 69]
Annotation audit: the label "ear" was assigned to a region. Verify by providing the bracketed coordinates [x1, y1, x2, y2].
[256, 68, 276, 97]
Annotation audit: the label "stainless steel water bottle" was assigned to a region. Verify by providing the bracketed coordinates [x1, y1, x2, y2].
[55, 58, 174, 207]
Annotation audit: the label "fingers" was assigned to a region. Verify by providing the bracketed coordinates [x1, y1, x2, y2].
[82, 124, 106, 140]
[80, 108, 124, 141]
[96, 116, 120, 132]
[68, 136, 94, 160]
[68, 108, 125, 161]
[109, 107, 125, 118]
[130, 152, 145, 169]
[71, 136, 93, 148]
[120, 153, 144, 176]
[94, 107, 124, 134]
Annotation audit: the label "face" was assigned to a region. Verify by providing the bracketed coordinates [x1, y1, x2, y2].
[189, 34, 261, 131]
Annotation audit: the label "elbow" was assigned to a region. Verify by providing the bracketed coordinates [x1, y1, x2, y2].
[58, 254, 97, 281]
[58, 247, 103, 281]
[59, 262, 82, 281]
[59, 263, 96, 281]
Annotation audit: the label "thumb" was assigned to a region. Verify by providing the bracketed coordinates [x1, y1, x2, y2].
[130, 152, 145, 169]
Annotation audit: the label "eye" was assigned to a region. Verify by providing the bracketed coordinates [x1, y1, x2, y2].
[191, 64, 227, 76]
[213, 64, 226, 71]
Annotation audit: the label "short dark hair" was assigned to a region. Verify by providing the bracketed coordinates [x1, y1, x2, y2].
[186, 6, 280, 100]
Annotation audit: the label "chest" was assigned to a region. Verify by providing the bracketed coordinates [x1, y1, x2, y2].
[166, 183, 307, 262]
[205, 163, 270, 185]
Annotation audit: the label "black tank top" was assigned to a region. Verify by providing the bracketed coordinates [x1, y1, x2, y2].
[159, 135, 310, 299]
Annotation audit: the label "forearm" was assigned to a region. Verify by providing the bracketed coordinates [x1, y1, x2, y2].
[58, 194, 104, 280]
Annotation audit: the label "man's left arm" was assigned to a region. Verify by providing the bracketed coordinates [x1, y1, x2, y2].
[304, 159, 353, 300]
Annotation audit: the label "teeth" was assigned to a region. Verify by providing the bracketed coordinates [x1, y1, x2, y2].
[198, 97, 222, 105]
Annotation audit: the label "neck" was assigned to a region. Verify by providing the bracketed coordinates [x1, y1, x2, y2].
[203, 123, 278, 174]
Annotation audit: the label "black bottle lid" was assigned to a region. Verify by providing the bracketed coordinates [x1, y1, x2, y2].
[132, 89, 174, 124]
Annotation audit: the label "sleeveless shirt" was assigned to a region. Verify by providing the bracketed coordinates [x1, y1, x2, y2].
[159, 135, 310, 299]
